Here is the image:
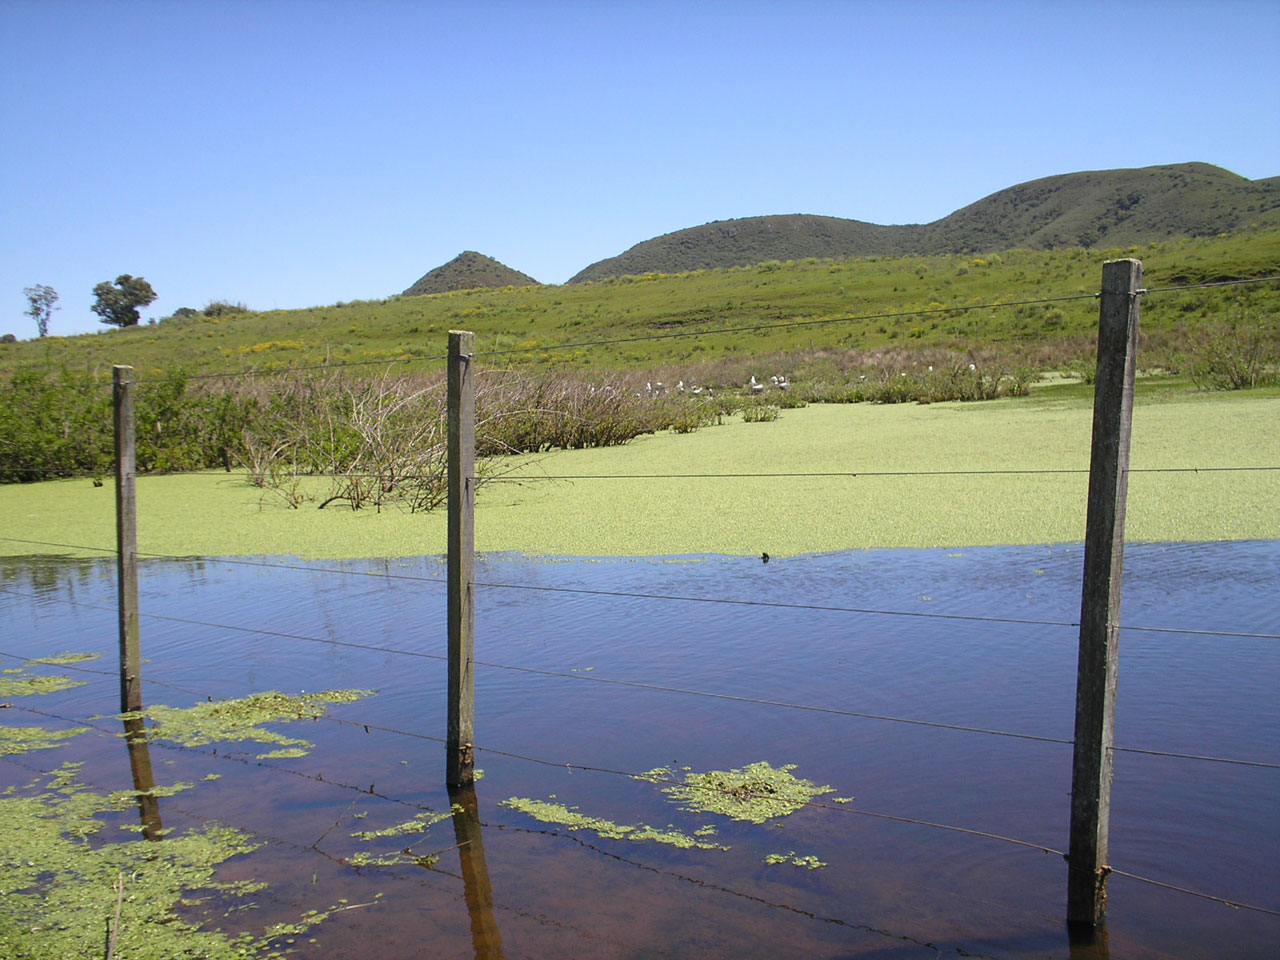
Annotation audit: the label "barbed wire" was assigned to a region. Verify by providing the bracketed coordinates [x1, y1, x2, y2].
[1143, 275, 1280, 295]
[136, 352, 453, 385]
[2, 540, 1277, 642]
[486, 464, 1280, 482]
[4, 619, 1279, 769]
[475, 292, 1102, 359]
[0, 752, 982, 959]
[6, 462, 1279, 482]
[7, 682, 1278, 919]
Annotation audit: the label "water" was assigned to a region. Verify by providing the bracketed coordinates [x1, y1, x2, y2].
[2, 541, 1278, 958]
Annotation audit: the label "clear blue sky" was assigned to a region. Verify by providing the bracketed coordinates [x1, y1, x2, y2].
[3, 0, 1277, 337]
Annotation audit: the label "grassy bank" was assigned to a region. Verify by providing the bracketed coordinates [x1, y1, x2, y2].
[3, 390, 1277, 559]
[3, 231, 1277, 378]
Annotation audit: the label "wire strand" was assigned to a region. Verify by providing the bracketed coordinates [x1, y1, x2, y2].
[475, 292, 1102, 359]
[2, 541, 1276, 642]
[5, 634, 1279, 769]
[1143, 275, 1280, 295]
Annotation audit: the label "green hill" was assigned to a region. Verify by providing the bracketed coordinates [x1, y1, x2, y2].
[403, 251, 539, 296]
[3, 229, 1276, 381]
[569, 163, 1280, 281]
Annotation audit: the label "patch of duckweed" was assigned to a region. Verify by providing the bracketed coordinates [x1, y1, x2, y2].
[344, 807, 459, 869]
[662, 761, 833, 824]
[0, 724, 88, 757]
[501, 797, 728, 850]
[0, 670, 86, 698]
[28, 652, 100, 666]
[0, 764, 335, 958]
[137, 689, 374, 759]
[346, 850, 440, 869]
[350, 808, 455, 841]
[764, 851, 828, 870]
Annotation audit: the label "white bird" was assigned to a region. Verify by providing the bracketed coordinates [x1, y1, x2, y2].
[969, 363, 976, 371]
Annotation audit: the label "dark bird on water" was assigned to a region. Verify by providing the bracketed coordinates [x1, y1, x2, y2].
[761, 552, 770, 564]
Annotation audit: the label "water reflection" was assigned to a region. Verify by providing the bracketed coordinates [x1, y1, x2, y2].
[122, 715, 163, 840]
[448, 782, 505, 960]
[1067, 919, 1111, 960]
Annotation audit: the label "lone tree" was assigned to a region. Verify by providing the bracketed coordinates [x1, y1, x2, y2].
[92, 274, 156, 328]
[23, 284, 59, 337]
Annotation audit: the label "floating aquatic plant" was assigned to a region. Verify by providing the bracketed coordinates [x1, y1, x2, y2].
[135, 689, 374, 760]
[0, 723, 87, 757]
[501, 797, 727, 850]
[27, 652, 100, 666]
[764, 851, 828, 870]
[0, 764, 336, 958]
[350, 807, 456, 841]
[661, 761, 833, 824]
[0, 669, 86, 698]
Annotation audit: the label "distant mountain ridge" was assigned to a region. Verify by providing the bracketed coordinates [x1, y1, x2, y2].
[403, 251, 538, 296]
[568, 163, 1280, 283]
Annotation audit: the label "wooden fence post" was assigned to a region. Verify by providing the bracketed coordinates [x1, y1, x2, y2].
[1067, 259, 1142, 925]
[447, 331, 476, 787]
[113, 365, 142, 715]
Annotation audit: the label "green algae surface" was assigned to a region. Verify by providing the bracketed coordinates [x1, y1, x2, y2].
[658, 761, 834, 824]
[500, 796, 728, 850]
[0, 724, 88, 757]
[2, 393, 1277, 559]
[136, 689, 373, 759]
[764, 851, 828, 870]
[0, 764, 333, 959]
[0, 669, 86, 698]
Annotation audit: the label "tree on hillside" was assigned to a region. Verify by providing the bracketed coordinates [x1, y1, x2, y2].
[91, 275, 156, 328]
[23, 284, 59, 337]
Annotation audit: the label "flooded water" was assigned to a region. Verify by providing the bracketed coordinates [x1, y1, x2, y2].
[2, 541, 1278, 959]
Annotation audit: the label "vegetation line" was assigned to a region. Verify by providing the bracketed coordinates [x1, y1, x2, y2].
[138, 351, 453, 385]
[488, 465, 1280, 480]
[5, 463, 1278, 481]
[476, 291, 1102, 359]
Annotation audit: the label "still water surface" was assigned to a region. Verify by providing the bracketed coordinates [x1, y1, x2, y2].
[2, 541, 1278, 959]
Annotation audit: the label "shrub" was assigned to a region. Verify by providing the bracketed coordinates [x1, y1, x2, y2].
[1183, 314, 1278, 390]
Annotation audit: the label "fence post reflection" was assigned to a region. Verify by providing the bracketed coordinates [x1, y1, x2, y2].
[447, 782, 505, 960]
[121, 715, 164, 841]
[1068, 918, 1111, 960]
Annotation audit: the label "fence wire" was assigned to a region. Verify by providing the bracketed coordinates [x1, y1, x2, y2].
[4, 697, 1277, 922]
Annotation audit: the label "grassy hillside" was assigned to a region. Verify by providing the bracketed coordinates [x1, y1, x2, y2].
[570, 164, 1280, 281]
[2, 229, 1276, 381]
[402, 250, 540, 296]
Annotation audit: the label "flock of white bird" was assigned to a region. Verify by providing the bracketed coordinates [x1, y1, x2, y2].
[642, 374, 790, 398]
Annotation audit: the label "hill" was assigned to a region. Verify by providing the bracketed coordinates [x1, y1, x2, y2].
[403, 251, 539, 296]
[569, 163, 1280, 281]
[4, 229, 1276, 380]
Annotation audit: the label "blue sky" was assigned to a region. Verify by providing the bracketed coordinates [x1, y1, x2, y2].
[2, 0, 1277, 337]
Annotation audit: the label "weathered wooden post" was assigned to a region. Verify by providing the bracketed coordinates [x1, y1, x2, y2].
[1067, 259, 1142, 925]
[113, 365, 142, 715]
[447, 331, 476, 787]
